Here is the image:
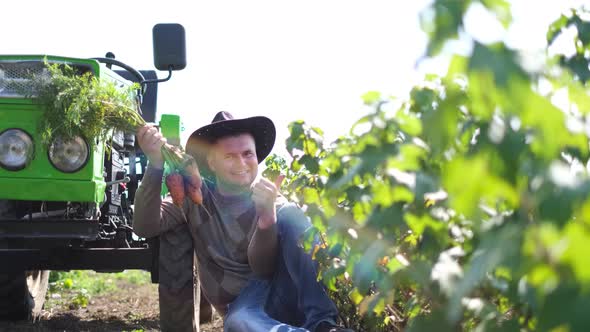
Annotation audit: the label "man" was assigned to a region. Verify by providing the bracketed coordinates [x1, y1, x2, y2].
[134, 111, 353, 332]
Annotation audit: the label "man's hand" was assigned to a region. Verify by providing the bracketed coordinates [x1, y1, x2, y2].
[252, 174, 285, 229]
[137, 125, 167, 169]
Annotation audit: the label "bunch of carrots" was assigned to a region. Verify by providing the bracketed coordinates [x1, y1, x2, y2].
[161, 145, 203, 207]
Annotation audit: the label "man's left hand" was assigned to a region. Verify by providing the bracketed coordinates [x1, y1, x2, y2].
[252, 175, 285, 229]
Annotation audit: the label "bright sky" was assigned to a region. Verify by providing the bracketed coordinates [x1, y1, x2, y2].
[2, 0, 586, 155]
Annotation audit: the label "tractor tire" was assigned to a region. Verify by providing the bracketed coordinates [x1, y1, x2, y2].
[0, 270, 49, 321]
[0, 202, 50, 321]
[195, 258, 213, 323]
[158, 223, 213, 332]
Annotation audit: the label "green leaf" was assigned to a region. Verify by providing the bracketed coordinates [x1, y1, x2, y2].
[448, 224, 521, 322]
[468, 42, 528, 87]
[480, 0, 512, 28]
[286, 121, 305, 155]
[407, 309, 455, 332]
[523, 223, 565, 263]
[391, 186, 415, 203]
[420, 83, 464, 155]
[405, 213, 444, 237]
[371, 180, 395, 207]
[365, 204, 405, 235]
[547, 13, 571, 45]
[387, 144, 427, 171]
[568, 79, 590, 114]
[352, 241, 386, 294]
[443, 156, 518, 218]
[475, 318, 520, 332]
[395, 110, 423, 136]
[572, 13, 590, 46]
[514, 82, 588, 159]
[299, 155, 320, 173]
[322, 265, 346, 292]
[386, 256, 405, 275]
[358, 144, 395, 174]
[414, 172, 438, 210]
[466, 71, 499, 120]
[420, 0, 471, 57]
[528, 265, 559, 291]
[358, 293, 385, 315]
[302, 187, 320, 205]
[561, 54, 590, 84]
[562, 222, 590, 284]
[410, 85, 439, 114]
[349, 287, 364, 305]
[301, 226, 320, 253]
[361, 91, 381, 105]
[537, 285, 581, 331]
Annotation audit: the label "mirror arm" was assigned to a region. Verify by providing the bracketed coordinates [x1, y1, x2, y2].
[141, 66, 173, 87]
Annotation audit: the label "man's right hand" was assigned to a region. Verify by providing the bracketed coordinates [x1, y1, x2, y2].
[137, 125, 167, 169]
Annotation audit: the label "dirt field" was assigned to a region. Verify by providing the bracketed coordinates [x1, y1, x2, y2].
[0, 279, 224, 332]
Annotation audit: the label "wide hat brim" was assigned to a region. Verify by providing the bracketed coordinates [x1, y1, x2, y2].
[185, 115, 275, 178]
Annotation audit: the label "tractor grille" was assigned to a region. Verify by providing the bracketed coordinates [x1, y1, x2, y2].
[0, 61, 50, 98]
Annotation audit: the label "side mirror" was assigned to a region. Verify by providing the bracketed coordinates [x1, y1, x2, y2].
[153, 23, 186, 71]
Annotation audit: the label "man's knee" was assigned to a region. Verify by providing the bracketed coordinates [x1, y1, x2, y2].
[277, 204, 311, 239]
[224, 307, 250, 332]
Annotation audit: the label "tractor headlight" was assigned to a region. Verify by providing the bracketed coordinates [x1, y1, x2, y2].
[48, 136, 89, 172]
[0, 129, 34, 171]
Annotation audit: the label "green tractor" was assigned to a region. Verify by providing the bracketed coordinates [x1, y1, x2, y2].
[0, 24, 211, 329]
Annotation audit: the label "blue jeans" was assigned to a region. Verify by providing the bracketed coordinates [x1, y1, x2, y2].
[224, 205, 339, 332]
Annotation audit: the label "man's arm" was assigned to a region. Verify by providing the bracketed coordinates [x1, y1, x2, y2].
[133, 166, 187, 238]
[248, 175, 285, 278]
[247, 220, 279, 278]
[133, 124, 188, 238]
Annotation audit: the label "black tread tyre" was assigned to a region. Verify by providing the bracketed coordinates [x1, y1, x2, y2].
[158, 222, 212, 331]
[0, 270, 49, 321]
[0, 272, 28, 321]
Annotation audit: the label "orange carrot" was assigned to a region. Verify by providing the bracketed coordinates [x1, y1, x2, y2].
[187, 174, 202, 188]
[166, 173, 185, 207]
[182, 160, 202, 205]
[185, 182, 203, 205]
[183, 162, 202, 186]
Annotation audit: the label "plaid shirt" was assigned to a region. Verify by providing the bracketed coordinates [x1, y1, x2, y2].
[133, 166, 284, 315]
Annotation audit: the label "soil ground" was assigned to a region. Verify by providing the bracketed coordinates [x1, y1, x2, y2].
[0, 279, 224, 332]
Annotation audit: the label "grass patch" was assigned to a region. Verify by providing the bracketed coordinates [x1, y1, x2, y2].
[49, 270, 151, 294]
[46, 270, 151, 309]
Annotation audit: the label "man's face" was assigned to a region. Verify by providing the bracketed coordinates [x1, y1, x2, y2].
[207, 133, 258, 193]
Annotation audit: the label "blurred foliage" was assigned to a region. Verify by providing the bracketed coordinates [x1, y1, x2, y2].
[272, 2, 590, 331]
[547, 8, 590, 84]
